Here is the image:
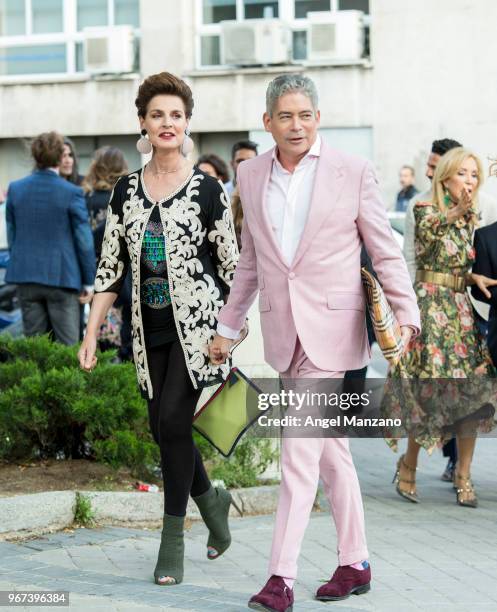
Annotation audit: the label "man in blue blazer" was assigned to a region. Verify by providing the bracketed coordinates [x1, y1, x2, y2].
[5, 131, 95, 345]
[471, 221, 497, 366]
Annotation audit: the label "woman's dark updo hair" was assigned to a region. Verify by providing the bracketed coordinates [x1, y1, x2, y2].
[135, 72, 194, 119]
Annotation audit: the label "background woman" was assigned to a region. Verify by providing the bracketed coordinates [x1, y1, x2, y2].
[197, 153, 230, 184]
[84, 146, 128, 231]
[78, 72, 239, 585]
[83, 146, 129, 355]
[60, 137, 84, 186]
[389, 147, 497, 508]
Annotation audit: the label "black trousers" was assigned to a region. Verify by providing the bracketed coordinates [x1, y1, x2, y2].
[146, 340, 210, 516]
[442, 437, 457, 462]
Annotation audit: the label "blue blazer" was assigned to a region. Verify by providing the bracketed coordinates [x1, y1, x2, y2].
[5, 170, 95, 291]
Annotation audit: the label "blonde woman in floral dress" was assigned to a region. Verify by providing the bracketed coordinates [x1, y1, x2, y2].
[390, 147, 497, 508]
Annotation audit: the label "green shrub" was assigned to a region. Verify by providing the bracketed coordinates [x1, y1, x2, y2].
[208, 438, 278, 488]
[0, 335, 158, 475]
[193, 431, 278, 489]
[0, 335, 278, 486]
[74, 492, 95, 527]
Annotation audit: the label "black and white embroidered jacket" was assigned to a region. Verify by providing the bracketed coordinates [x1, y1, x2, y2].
[94, 168, 239, 399]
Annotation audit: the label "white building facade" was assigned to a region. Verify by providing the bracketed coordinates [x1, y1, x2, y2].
[1, 0, 497, 204]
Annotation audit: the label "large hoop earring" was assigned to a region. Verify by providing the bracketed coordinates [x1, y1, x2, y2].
[181, 129, 194, 157]
[136, 129, 152, 154]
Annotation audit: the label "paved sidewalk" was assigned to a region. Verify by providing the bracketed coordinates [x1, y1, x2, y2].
[1, 438, 496, 612]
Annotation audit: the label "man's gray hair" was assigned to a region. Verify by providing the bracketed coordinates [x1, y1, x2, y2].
[266, 74, 319, 117]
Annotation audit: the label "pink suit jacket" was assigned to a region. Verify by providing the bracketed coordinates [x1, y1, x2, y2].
[218, 140, 421, 373]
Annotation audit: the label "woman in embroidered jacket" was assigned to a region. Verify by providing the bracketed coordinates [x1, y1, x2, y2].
[78, 72, 239, 586]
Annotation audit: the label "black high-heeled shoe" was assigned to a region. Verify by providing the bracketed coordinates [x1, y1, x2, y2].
[392, 454, 419, 503]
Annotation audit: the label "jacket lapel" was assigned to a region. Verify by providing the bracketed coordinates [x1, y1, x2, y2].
[291, 145, 346, 269]
[250, 150, 289, 270]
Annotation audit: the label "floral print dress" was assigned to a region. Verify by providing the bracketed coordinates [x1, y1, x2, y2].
[384, 199, 496, 451]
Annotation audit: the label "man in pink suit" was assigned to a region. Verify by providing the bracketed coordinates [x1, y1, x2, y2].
[209, 74, 420, 611]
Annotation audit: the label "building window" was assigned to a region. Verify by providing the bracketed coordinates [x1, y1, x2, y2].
[115, 0, 139, 27]
[201, 35, 221, 66]
[292, 30, 307, 60]
[77, 0, 139, 30]
[339, 0, 369, 13]
[77, 0, 109, 30]
[32, 0, 64, 34]
[0, 0, 26, 36]
[294, 1, 331, 19]
[196, 0, 369, 68]
[0, 43, 66, 75]
[244, 1, 279, 19]
[75, 41, 85, 72]
[0, 0, 140, 78]
[202, 0, 236, 24]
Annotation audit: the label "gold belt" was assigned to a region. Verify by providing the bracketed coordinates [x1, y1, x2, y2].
[416, 270, 466, 292]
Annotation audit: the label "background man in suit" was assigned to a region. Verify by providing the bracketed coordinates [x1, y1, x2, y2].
[224, 139, 259, 196]
[471, 221, 497, 365]
[395, 165, 418, 212]
[5, 131, 95, 345]
[209, 74, 420, 611]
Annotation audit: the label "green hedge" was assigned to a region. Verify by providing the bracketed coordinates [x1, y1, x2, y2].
[0, 335, 277, 486]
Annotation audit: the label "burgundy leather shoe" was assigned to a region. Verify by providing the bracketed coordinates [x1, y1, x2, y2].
[315, 564, 371, 601]
[248, 575, 294, 612]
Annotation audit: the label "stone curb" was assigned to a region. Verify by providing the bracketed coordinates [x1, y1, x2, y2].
[0, 485, 281, 540]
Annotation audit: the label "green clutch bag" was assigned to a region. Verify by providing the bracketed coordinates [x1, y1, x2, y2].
[193, 368, 265, 457]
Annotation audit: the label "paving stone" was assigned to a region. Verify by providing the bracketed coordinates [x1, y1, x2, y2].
[1, 438, 496, 610]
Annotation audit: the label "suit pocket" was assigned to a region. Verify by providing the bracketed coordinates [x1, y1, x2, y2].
[257, 269, 265, 289]
[259, 293, 271, 312]
[327, 292, 365, 311]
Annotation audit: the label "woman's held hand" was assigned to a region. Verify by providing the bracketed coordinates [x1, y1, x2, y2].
[78, 334, 98, 372]
[471, 273, 497, 299]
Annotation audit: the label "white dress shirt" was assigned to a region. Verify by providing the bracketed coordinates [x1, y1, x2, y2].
[218, 137, 321, 339]
[266, 135, 321, 266]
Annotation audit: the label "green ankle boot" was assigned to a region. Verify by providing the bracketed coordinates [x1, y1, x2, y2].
[154, 514, 185, 585]
[193, 487, 238, 560]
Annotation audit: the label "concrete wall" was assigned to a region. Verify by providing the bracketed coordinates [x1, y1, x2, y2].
[371, 0, 497, 204]
[0, 77, 140, 139]
[186, 64, 373, 134]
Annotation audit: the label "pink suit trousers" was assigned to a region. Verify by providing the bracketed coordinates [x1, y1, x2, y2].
[268, 338, 369, 580]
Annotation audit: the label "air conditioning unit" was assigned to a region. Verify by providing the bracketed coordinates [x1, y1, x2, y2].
[83, 25, 134, 74]
[221, 19, 290, 66]
[307, 11, 364, 63]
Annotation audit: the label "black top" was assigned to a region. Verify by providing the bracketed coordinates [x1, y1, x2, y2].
[472, 222, 497, 366]
[86, 189, 110, 231]
[140, 205, 177, 347]
[86, 189, 111, 260]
